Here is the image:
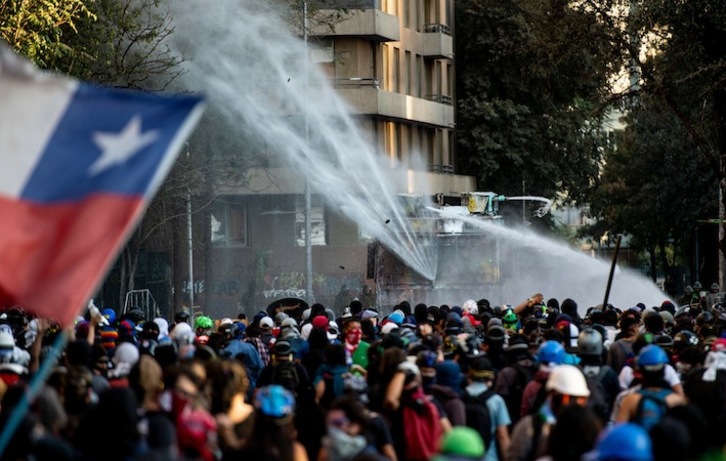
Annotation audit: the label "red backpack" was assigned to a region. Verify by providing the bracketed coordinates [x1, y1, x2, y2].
[402, 387, 444, 461]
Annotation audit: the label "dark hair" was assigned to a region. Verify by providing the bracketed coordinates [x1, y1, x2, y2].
[546, 404, 602, 461]
[325, 343, 347, 367]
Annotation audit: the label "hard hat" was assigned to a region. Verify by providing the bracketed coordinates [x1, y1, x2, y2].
[654, 334, 674, 350]
[436, 426, 485, 458]
[545, 364, 590, 397]
[673, 330, 699, 352]
[587, 423, 653, 461]
[693, 281, 703, 291]
[175, 311, 190, 322]
[503, 308, 517, 324]
[577, 328, 603, 357]
[195, 315, 213, 330]
[537, 340, 565, 365]
[696, 311, 714, 326]
[463, 299, 478, 315]
[636, 345, 668, 368]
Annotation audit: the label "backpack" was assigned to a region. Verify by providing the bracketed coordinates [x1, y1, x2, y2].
[402, 387, 444, 461]
[271, 361, 300, 392]
[509, 363, 535, 424]
[581, 365, 609, 420]
[632, 388, 670, 431]
[463, 388, 496, 451]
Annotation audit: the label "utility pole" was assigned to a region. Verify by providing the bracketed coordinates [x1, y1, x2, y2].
[303, 0, 314, 304]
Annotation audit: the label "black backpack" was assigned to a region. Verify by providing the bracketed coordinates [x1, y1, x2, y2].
[271, 361, 300, 392]
[464, 388, 496, 450]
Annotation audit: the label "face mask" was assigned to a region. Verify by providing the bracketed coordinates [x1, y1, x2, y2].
[422, 376, 436, 389]
[346, 328, 362, 346]
[171, 391, 191, 418]
[326, 427, 366, 458]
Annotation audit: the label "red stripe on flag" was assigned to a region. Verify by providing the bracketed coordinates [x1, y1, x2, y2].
[0, 195, 144, 326]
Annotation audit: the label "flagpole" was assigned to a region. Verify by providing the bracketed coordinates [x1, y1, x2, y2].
[0, 330, 67, 457]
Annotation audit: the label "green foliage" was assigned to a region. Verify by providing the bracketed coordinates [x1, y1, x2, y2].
[455, 0, 619, 204]
[0, 0, 95, 68]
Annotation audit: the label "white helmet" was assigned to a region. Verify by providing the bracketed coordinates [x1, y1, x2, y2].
[545, 364, 590, 397]
[463, 299, 478, 315]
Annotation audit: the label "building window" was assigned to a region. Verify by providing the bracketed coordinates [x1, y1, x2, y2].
[211, 197, 247, 246]
[295, 196, 327, 246]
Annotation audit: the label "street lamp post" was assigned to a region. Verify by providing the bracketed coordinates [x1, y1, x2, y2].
[303, 0, 314, 305]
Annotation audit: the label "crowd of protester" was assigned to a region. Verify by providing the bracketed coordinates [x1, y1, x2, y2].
[1, 289, 726, 461]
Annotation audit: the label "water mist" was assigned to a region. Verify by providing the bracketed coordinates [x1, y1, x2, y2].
[167, 1, 671, 312]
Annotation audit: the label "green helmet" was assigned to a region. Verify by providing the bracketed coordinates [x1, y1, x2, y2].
[195, 315, 213, 330]
[437, 426, 485, 458]
[503, 308, 517, 324]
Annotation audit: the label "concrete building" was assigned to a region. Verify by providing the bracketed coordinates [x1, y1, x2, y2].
[192, 0, 476, 317]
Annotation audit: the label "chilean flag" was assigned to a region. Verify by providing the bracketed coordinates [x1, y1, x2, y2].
[0, 44, 205, 326]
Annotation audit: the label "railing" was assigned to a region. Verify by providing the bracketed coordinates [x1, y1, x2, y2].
[332, 77, 380, 89]
[428, 164, 455, 174]
[425, 94, 453, 105]
[308, 0, 380, 9]
[424, 23, 452, 35]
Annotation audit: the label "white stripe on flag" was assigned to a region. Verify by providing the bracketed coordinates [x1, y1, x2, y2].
[0, 46, 77, 199]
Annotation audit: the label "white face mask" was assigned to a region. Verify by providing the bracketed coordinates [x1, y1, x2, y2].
[326, 427, 367, 458]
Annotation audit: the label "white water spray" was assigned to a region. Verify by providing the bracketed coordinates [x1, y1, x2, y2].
[170, 1, 438, 280]
[168, 1, 670, 311]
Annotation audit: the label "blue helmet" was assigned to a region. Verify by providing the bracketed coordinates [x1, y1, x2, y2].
[589, 423, 653, 461]
[102, 308, 116, 324]
[255, 385, 295, 419]
[636, 344, 668, 367]
[537, 340, 565, 365]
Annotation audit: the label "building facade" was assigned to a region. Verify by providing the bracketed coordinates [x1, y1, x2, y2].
[191, 0, 475, 317]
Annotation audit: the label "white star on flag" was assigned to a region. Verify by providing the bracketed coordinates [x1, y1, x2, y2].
[88, 115, 159, 175]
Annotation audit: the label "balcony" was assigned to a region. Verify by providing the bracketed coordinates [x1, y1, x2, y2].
[335, 85, 455, 128]
[422, 23, 453, 59]
[310, 7, 400, 42]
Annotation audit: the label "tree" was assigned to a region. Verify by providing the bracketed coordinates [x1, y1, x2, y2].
[579, 0, 726, 284]
[586, 94, 716, 282]
[455, 0, 621, 204]
[0, 0, 94, 68]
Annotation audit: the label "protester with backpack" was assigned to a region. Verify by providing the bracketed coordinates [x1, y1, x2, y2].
[494, 334, 536, 427]
[577, 328, 620, 422]
[383, 357, 449, 461]
[615, 345, 686, 430]
[464, 355, 510, 461]
[521, 340, 565, 418]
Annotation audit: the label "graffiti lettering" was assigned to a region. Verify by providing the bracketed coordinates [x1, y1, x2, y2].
[263, 289, 307, 299]
[182, 280, 205, 294]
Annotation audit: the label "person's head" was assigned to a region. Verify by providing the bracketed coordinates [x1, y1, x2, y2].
[547, 404, 602, 461]
[577, 328, 603, 359]
[416, 350, 438, 388]
[175, 310, 190, 324]
[273, 340, 294, 362]
[586, 423, 653, 461]
[537, 340, 566, 367]
[128, 354, 163, 409]
[432, 426, 485, 461]
[620, 316, 640, 339]
[343, 319, 362, 346]
[326, 396, 369, 437]
[324, 343, 347, 367]
[468, 355, 496, 384]
[545, 365, 590, 414]
[636, 345, 668, 387]
[206, 359, 250, 415]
